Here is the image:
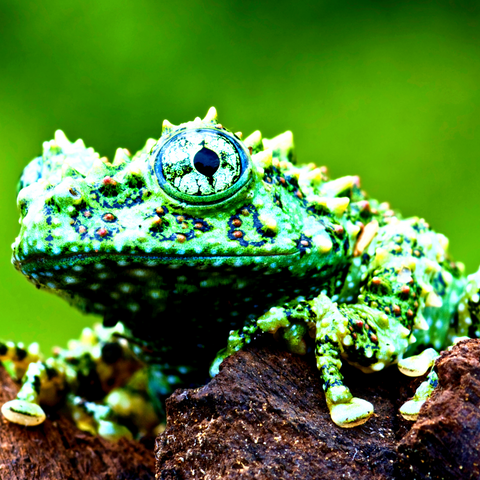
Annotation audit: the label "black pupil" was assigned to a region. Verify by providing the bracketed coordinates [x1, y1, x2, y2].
[193, 146, 220, 177]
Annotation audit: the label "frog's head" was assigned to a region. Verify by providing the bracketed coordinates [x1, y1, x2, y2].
[12, 108, 349, 324]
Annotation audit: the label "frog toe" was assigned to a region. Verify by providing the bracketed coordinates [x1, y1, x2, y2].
[328, 397, 374, 428]
[398, 348, 438, 377]
[97, 420, 133, 441]
[399, 398, 425, 421]
[1, 399, 46, 426]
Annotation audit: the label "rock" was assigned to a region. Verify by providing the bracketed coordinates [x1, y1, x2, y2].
[155, 341, 415, 479]
[0, 365, 155, 480]
[398, 339, 480, 480]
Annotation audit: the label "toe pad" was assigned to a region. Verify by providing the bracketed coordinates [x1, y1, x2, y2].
[329, 397, 374, 428]
[1, 400, 46, 426]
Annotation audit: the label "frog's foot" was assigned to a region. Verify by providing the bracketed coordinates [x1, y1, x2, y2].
[327, 397, 374, 428]
[398, 348, 439, 377]
[97, 420, 133, 441]
[399, 398, 425, 422]
[400, 368, 438, 421]
[1, 399, 46, 426]
[210, 327, 256, 377]
[69, 395, 133, 441]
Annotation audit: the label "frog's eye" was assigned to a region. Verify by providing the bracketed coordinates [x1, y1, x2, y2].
[154, 128, 251, 204]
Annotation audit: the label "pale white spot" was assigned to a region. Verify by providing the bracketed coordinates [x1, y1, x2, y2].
[73, 265, 83, 272]
[119, 284, 133, 293]
[130, 269, 148, 277]
[64, 276, 78, 284]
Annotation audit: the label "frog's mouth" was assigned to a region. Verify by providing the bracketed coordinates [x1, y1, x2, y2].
[14, 249, 299, 272]
[13, 248, 302, 292]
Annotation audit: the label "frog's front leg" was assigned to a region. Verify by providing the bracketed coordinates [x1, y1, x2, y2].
[313, 294, 376, 427]
[1, 360, 54, 426]
[212, 296, 375, 427]
[1, 323, 143, 439]
[0, 340, 42, 379]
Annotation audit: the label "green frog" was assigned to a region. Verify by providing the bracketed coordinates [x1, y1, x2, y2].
[2, 108, 480, 439]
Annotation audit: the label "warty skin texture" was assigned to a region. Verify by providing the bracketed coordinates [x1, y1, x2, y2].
[2, 108, 480, 436]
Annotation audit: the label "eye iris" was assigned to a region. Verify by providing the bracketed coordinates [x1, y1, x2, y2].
[155, 128, 251, 204]
[193, 146, 220, 177]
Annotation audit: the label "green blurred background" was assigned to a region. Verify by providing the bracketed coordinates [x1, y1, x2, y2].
[1, 0, 479, 352]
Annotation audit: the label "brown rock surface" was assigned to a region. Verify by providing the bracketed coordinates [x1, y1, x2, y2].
[2, 338, 479, 479]
[155, 341, 415, 479]
[0, 365, 155, 480]
[398, 339, 480, 480]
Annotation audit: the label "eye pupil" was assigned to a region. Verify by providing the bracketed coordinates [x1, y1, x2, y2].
[193, 146, 220, 177]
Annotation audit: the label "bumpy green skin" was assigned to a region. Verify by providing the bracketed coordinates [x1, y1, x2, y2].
[4, 108, 480, 434]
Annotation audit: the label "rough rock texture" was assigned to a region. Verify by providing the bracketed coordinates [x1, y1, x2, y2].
[155, 341, 416, 479]
[0, 365, 154, 480]
[2, 339, 479, 479]
[398, 339, 480, 480]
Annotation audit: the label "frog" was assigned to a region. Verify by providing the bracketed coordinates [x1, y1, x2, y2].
[2, 107, 480, 439]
